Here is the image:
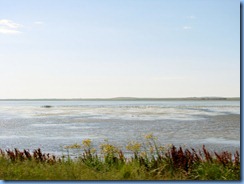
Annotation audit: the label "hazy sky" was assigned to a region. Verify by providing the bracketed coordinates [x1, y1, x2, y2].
[0, 0, 240, 98]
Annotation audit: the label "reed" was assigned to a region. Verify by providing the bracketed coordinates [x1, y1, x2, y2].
[2, 148, 59, 164]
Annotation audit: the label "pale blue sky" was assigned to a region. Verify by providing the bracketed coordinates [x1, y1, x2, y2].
[0, 0, 240, 98]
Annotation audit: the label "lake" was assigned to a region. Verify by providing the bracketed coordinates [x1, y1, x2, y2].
[0, 100, 240, 156]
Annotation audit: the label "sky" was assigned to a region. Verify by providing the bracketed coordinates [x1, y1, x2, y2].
[0, 0, 240, 99]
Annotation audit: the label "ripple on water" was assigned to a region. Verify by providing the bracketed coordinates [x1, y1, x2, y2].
[202, 138, 240, 146]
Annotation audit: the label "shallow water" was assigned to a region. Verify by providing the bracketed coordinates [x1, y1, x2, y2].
[0, 100, 240, 156]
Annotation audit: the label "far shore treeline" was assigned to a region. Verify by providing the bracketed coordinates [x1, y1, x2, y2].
[0, 97, 240, 101]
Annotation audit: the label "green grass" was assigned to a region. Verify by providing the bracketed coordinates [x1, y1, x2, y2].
[0, 134, 240, 180]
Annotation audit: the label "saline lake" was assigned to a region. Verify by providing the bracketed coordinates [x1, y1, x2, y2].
[0, 99, 240, 156]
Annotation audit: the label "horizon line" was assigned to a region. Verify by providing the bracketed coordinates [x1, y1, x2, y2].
[0, 96, 240, 101]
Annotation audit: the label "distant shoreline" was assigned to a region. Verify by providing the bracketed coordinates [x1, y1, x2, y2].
[0, 97, 240, 101]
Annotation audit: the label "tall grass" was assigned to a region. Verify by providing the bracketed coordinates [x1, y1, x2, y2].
[0, 134, 240, 180]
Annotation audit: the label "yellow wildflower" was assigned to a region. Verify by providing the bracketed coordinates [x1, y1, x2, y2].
[126, 141, 141, 153]
[100, 143, 119, 155]
[144, 133, 153, 139]
[158, 146, 165, 152]
[82, 139, 92, 148]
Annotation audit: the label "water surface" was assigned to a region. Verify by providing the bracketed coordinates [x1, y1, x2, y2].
[0, 100, 240, 156]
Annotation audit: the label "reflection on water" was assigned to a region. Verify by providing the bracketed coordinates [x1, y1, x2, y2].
[0, 100, 240, 155]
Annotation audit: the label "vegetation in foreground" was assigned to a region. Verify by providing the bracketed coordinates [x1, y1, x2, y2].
[0, 134, 240, 180]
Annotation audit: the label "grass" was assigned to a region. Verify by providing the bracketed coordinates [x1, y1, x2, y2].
[0, 134, 240, 180]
